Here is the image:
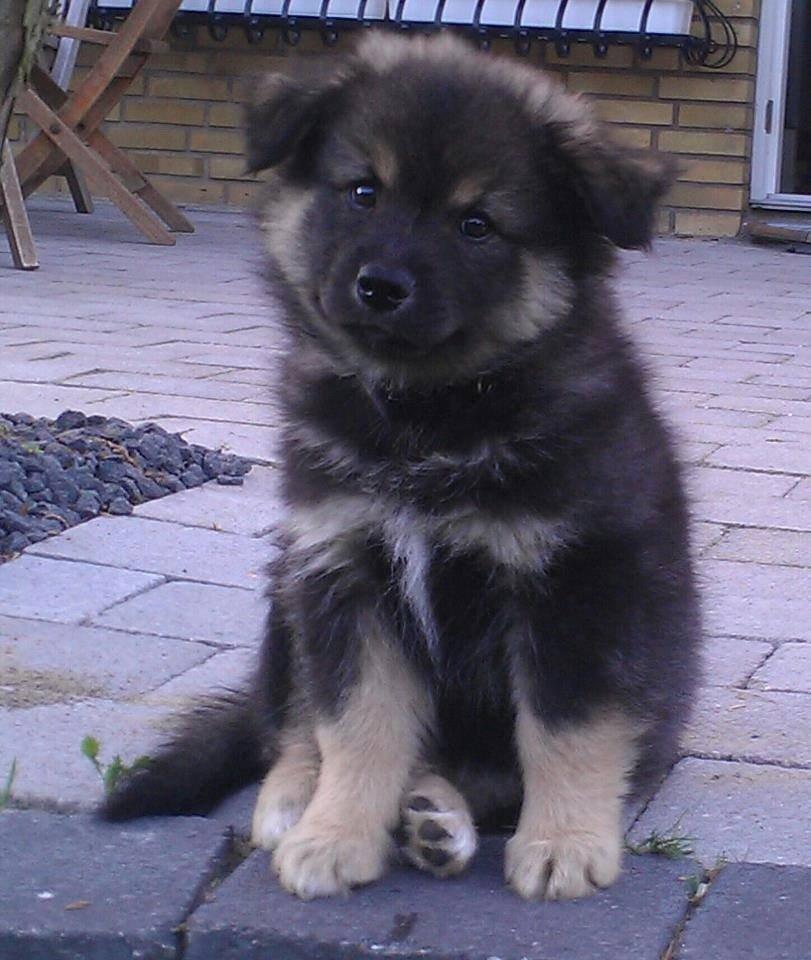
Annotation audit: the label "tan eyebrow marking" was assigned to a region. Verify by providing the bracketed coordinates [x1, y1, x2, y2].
[448, 177, 488, 210]
[369, 144, 398, 189]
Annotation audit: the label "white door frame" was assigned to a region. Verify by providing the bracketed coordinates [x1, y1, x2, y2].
[751, 0, 811, 209]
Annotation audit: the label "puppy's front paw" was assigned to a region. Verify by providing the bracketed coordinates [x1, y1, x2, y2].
[272, 820, 390, 899]
[400, 778, 477, 878]
[505, 824, 622, 900]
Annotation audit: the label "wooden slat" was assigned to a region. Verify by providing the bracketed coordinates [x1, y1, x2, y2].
[48, 21, 170, 56]
[0, 142, 38, 269]
[18, 87, 175, 246]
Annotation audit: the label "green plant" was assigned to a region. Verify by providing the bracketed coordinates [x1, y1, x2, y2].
[80, 735, 151, 795]
[627, 828, 694, 860]
[0, 758, 17, 810]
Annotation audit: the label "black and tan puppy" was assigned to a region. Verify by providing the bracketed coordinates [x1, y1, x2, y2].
[104, 34, 700, 902]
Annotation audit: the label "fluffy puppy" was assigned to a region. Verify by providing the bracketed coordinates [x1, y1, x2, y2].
[103, 33, 700, 903]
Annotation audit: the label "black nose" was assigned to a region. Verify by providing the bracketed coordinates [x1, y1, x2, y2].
[356, 263, 414, 313]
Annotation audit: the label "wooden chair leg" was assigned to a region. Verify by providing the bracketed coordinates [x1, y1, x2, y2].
[0, 142, 38, 270]
[62, 161, 95, 213]
[18, 88, 174, 246]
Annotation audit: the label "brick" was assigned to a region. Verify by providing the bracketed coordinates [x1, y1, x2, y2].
[184, 839, 691, 960]
[134, 465, 283, 536]
[0, 811, 230, 955]
[678, 864, 811, 960]
[567, 72, 655, 98]
[224, 181, 264, 205]
[596, 100, 674, 126]
[209, 155, 254, 180]
[659, 76, 753, 103]
[683, 687, 811, 765]
[27, 516, 269, 588]
[0, 614, 210, 706]
[209, 102, 244, 127]
[129, 151, 205, 177]
[123, 97, 206, 125]
[149, 74, 231, 100]
[674, 211, 742, 237]
[189, 128, 245, 153]
[677, 158, 747, 184]
[107, 123, 187, 151]
[679, 103, 751, 130]
[669, 183, 745, 211]
[710, 530, 811, 567]
[749, 644, 811, 694]
[93, 580, 266, 646]
[150, 175, 225, 204]
[629, 758, 811, 868]
[0, 555, 162, 623]
[660, 130, 748, 157]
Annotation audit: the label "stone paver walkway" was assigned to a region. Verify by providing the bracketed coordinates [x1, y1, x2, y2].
[1, 199, 809, 958]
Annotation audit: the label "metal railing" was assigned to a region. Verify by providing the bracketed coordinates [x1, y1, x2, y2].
[88, 0, 738, 66]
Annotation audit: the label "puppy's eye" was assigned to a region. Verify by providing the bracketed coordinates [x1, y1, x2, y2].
[460, 213, 492, 240]
[349, 182, 377, 209]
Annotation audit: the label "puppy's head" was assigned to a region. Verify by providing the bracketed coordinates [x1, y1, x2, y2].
[247, 34, 675, 387]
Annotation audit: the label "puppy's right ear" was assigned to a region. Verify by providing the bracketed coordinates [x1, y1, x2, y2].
[245, 62, 350, 174]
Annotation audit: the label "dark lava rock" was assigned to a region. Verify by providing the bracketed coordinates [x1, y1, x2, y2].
[0, 411, 253, 561]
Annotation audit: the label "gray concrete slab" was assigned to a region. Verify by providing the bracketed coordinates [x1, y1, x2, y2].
[92, 580, 266, 646]
[0, 810, 230, 960]
[702, 635, 772, 688]
[630, 758, 811, 868]
[0, 555, 163, 623]
[0, 700, 175, 809]
[749, 643, 811, 694]
[677, 864, 811, 960]
[28, 516, 269, 589]
[185, 839, 692, 960]
[0, 615, 212, 705]
[683, 687, 811, 767]
[134, 465, 284, 537]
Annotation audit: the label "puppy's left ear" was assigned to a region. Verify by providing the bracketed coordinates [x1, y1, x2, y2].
[564, 132, 679, 249]
[244, 59, 352, 174]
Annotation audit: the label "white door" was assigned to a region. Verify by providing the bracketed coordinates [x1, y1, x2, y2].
[751, 0, 811, 209]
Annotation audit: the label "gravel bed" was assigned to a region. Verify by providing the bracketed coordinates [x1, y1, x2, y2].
[0, 410, 252, 562]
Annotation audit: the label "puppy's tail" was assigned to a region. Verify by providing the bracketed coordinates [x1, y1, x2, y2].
[101, 692, 267, 821]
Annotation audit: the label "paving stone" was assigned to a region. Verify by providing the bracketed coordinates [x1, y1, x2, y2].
[690, 521, 726, 556]
[700, 559, 811, 602]
[692, 495, 811, 531]
[706, 440, 811, 476]
[0, 809, 230, 960]
[93, 580, 266, 646]
[704, 593, 811, 641]
[87, 393, 278, 427]
[702, 635, 772, 688]
[135, 465, 284, 536]
[0, 615, 211, 705]
[144, 647, 256, 707]
[676, 863, 811, 960]
[629, 758, 811, 868]
[184, 839, 692, 960]
[0, 556, 162, 623]
[706, 527, 810, 566]
[0, 700, 175, 808]
[208, 783, 259, 836]
[66, 371, 261, 401]
[749, 643, 811, 694]
[683, 687, 811, 767]
[131, 417, 280, 462]
[0, 382, 129, 418]
[28, 516, 269, 589]
[687, 466, 798, 500]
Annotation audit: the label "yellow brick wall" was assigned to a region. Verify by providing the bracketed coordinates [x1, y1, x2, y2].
[10, 0, 759, 236]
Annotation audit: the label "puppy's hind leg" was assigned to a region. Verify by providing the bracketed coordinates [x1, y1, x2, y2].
[252, 726, 320, 851]
[400, 773, 478, 878]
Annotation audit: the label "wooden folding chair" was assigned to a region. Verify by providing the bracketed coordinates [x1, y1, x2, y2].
[14, 0, 194, 245]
